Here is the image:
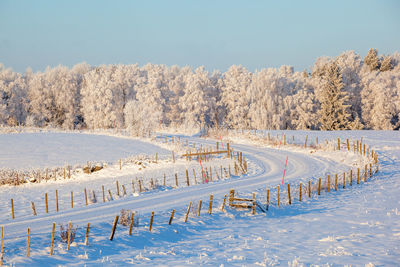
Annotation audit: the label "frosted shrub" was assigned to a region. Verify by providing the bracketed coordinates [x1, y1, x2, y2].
[60, 224, 77, 243]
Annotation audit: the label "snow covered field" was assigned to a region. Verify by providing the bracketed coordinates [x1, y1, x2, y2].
[0, 130, 399, 266]
[0, 132, 170, 169]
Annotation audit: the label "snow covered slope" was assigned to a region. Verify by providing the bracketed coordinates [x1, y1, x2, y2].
[0, 130, 398, 266]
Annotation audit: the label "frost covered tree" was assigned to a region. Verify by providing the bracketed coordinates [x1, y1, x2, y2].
[28, 65, 82, 129]
[81, 65, 136, 129]
[178, 67, 220, 130]
[0, 64, 28, 126]
[364, 48, 380, 71]
[380, 56, 393, 72]
[318, 62, 351, 130]
[220, 65, 252, 129]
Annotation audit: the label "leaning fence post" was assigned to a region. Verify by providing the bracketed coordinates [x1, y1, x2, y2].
[109, 216, 119, 241]
[31, 201, 37, 216]
[184, 202, 192, 223]
[287, 184, 291, 205]
[149, 212, 154, 231]
[186, 170, 190, 186]
[168, 209, 175, 225]
[84, 223, 90, 245]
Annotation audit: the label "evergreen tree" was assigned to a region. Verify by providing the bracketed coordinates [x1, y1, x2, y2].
[380, 56, 393, 72]
[364, 48, 380, 71]
[318, 62, 351, 130]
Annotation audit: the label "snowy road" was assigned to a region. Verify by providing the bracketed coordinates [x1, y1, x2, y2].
[0, 134, 354, 241]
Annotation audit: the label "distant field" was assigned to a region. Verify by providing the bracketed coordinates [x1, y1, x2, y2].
[0, 132, 170, 169]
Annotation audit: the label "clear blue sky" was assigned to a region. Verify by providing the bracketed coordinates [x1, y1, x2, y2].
[0, 0, 399, 73]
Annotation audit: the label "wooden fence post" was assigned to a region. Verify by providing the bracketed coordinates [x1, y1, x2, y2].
[172, 151, 175, 163]
[149, 212, 154, 231]
[102, 185, 105, 202]
[139, 180, 143, 192]
[116, 181, 120, 196]
[68, 166, 71, 179]
[327, 175, 330, 192]
[109, 216, 119, 241]
[364, 165, 367, 182]
[343, 173, 346, 189]
[67, 221, 72, 250]
[129, 212, 135, 236]
[308, 180, 311, 198]
[175, 174, 178, 188]
[252, 193, 256, 214]
[318, 178, 321, 195]
[357, 168, 360, 184]
[31, 202, 37, 216]
[45, 193, 49, 213]
[221, 196, 226, 212]
[266, 189, 270, 210]
[299, 183, 302, 202]
[186, 170, 190, 186]
[304, 135, 308, 148]
[50, 222, 55, 255]
[335, 174, 338, 191]
[287, 184, 291, 205]
[56, 190, 59, 212]
[338, 138, 340, 150]
[208, 194, 213, 214]
[184, 202, 192, 223]
[277, 185, 280, 206]
[169, 209, 175, 225]
[84, 223, 90, 245]
[26, 228, 30, 257]
[346, 138, 350, 151]
[71, 191, 74, 208]
[84, 188, 88, 206]
[198, 200, 202, 216]
[350, 169, 353, 186]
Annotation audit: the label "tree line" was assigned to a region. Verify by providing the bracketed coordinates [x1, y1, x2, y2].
[1, 48, 399, 133]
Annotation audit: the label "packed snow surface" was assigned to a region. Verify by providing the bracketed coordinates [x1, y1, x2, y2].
[0, 130, 399, 266]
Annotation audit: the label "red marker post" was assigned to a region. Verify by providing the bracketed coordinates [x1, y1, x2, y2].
[198, 156, 208, 183]
[282, 155, 288, 184]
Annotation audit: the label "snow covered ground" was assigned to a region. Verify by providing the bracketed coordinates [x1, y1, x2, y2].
[0, 132, 170, 170]
[0, 130, 399, 266]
